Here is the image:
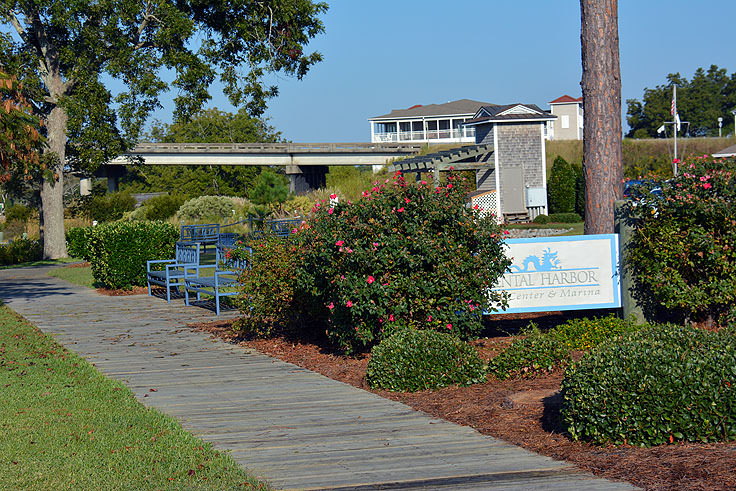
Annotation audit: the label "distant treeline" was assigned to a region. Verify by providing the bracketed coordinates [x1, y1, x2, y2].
[546, 137, 735, 178]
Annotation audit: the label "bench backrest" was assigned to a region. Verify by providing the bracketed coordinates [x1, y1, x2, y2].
[268, 218, 301, 237]
[217, 232, 242, 247]
[216, 244, 251, 272]
[181, 224, 220, 243]
[175, 242, 201, 265]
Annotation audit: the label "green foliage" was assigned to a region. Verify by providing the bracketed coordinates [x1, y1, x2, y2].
[561, 324, 736, 446]
[0, 219, 25, 240]
[250, 169, 289, 205]
[176, 195, 234, 222]
[233, 237, 303, 339]
[85, 191, 136, 222]
[532, 214, 549, 224]
[547, 156, 577, 214]
[87, 221, 178, 289]
[547, 212, 582, 223]
[628, 156, 736, 323]
[366, 328, 487, 392]
[626, 65, 736, 138]
[0, 238, 42, 265]
[551, 315, 643, 351]
[326, 166, 379, 202]
[295, 171, 511, 354]
[65, 226, 92, 260]
[133, 194, 187, 221]
[4, 203, 33, 223]
[487, 325, 570, 380]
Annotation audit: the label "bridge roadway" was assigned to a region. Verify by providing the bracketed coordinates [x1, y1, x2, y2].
[104, 142, 424, 193]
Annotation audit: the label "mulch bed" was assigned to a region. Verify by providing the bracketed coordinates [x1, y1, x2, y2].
[188, 315, 736, 491]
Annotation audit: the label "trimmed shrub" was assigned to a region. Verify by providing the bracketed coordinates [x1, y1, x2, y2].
[177, 195, 234, 221]
[0, 238, 42, 266]
[487, 325, 570, 379]
[561, 324, 736, 446]
[85, 191, 137, 222]
[628, 156, 736, 324]
[547, 156, 576, 214]
[547, 212, 582, 223]
[366, 328, 487, 392]
[532, 214, 549, 224]
[551, 315, 643, 351]
[87, 221, 179, 289]
[295, 171, 511, 353]
[65, 226, 92, 260]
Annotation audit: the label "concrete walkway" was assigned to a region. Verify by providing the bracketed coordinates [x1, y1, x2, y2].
[0, 265, 637, 490]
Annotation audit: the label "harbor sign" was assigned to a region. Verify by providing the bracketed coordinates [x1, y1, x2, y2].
[490, 234, 621, 313]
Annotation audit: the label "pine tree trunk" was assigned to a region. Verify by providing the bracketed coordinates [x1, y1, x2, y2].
[580, 0, 623, 234]
[41, 103, 68, 259]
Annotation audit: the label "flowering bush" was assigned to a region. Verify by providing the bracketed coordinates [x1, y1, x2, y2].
[294, 171, 510, 354]
[627, 156, 736, 323]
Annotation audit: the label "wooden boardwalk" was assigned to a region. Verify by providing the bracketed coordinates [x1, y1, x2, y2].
[0, 266, 637, 490]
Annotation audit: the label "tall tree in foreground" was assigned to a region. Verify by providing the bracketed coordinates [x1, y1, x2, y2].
[580, 0, 623, 234]
[1, 0, 327, 258]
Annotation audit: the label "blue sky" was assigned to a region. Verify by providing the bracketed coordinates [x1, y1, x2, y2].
[163, 1, 735, 142]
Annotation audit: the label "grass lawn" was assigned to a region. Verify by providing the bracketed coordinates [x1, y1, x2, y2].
[47, 265, 96, 289]
[0, 257, 80, 271]
[0, 303, 269, 490]
[506, 222, 584, 236]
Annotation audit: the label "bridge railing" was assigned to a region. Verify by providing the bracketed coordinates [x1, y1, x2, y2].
[128, 142, 425, 154]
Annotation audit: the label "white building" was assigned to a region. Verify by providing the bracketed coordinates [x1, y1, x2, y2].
[548, 95, 583, 140]
[368, 99, 493, 144]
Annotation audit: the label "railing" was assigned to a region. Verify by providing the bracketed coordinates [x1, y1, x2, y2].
[373, 128, 476, 143]
[127, 142, 424, 154]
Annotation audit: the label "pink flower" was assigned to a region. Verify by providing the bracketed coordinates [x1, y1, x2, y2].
[427, 315, 432, 322]
[330, 193, 337, 199]
[372, 242, 379, 247]
[404, 197, 411, 204]
[673, 158, 680, 164]
[328, 302, 334, 310]
[367, 276, 375, 284]
[346, 300, 353, 308]
[328, 208, 334, 215]
[446, 183, 453, 189]
[396, 207, 405, 213]
[703, 182, 712, 189]
[388, 314, 395, 322]
[335, 240, 344, 247]
[446, 323, 452, 330]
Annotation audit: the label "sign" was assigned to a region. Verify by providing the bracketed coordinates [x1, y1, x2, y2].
[489, 234, 620, 313]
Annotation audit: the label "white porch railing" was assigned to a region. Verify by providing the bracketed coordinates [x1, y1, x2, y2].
[373, 128, 475, 143]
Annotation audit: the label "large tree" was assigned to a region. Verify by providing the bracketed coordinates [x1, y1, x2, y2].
[626, 65, 736, 138]
[122, 107, 283, 197]
[580, 0, 623, 234]
[1, 0, 327, 258]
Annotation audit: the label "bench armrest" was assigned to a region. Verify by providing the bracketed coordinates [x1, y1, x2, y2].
[147, 258, 175, 271]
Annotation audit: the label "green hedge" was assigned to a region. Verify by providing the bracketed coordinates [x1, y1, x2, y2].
[561, 324, 736, 446]
[547, 212, 582, 223]
[0, 238, 42, 266]
[65, 226, 92, 260]
[87, 221, 179, 289]
[366, 328, 486, 392]
[487, 326, 570, 379]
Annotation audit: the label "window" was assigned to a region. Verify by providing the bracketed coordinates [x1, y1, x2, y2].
[561, 115, 570, 129]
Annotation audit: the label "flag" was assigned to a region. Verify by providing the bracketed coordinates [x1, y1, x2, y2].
[675, 113, 681, 132]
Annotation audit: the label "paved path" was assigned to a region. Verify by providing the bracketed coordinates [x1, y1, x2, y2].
[0, 265, 637, 490]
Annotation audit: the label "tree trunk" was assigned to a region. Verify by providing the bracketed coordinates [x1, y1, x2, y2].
[41, 103, 68, 259]
[580, 0, 623, 234]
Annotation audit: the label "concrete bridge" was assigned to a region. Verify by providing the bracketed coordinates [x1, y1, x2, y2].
[102, 142, 424, 193]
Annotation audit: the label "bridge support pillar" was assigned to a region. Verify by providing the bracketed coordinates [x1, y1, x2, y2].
[285, 165, 328, 194]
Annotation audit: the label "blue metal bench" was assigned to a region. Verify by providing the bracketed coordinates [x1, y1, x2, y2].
[181, 224, 220, 251]
[217, 232, 243, 247]
[249, 217, 301, 239]
[184, 244, 251, 315]
[146, 242, 201, 303]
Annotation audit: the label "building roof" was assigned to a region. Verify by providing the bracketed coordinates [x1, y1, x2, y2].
[549, 95, 582, 104]
[463, 104, 556, 126]
[369, 99, 495, 120]
[713, 143, 736, 158]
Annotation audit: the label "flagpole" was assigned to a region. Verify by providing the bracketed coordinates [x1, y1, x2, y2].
[673, 84, 678, 176]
